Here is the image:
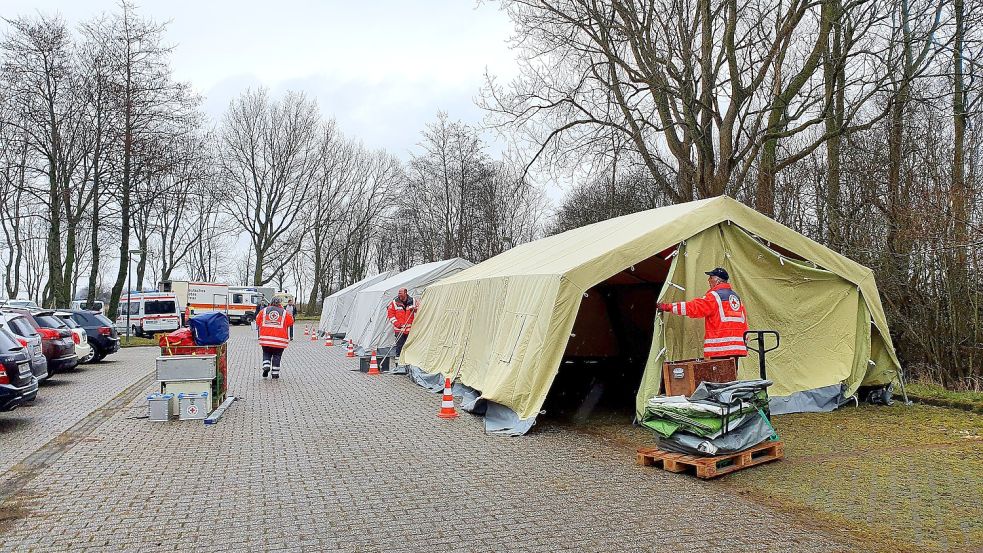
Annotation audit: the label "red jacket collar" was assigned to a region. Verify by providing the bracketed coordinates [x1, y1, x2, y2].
[710, 282, 732, 292]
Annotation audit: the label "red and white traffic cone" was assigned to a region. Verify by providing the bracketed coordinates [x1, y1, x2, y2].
[324, 334, 334, 346]
[303, 324, 309, 336]
[367, 350, 380, 375]
[346, 340, 355, 358]
[437, 377, 458, 419]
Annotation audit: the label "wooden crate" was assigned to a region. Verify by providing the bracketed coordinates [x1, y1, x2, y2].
[662, 357, 737, 397]
[636, 440, 784, 479]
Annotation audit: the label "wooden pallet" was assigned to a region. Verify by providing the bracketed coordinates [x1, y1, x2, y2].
[636, 440, 784, 479]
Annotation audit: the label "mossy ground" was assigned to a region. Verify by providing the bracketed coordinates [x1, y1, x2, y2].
[905, 382, 983, 412]
[565, 403, 982, 552]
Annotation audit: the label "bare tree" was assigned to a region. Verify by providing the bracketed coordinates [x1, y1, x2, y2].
[219, 87, 319, 286]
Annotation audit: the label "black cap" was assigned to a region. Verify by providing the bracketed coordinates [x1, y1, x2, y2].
[705, 267, 729, 281]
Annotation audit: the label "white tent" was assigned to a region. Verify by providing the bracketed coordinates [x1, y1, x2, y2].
[317, 271, 396, 337]
[346, 258, 473, 355]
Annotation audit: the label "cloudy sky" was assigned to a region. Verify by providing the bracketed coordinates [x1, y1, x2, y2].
[4, 0, 520, 160]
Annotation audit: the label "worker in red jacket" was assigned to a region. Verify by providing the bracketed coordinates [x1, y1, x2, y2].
[658, 267, 749, 360]
[386, 287, 417, 357]
[256, 297, 294, 379]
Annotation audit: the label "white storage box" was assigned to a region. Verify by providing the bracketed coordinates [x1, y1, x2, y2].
[156, 355, 216, 381]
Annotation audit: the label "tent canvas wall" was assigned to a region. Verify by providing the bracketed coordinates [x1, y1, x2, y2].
[346, 258, 474, 355]
[401, 196, 901, 435]
[317, 271, 396, 337]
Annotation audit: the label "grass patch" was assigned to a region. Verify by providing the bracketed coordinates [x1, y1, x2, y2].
[904, 382, 983, 413]
[119, 335, 160, 348]
[574, 403, 983, 552]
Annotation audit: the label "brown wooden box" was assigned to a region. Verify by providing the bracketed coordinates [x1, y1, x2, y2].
[662, 357, 737, 397]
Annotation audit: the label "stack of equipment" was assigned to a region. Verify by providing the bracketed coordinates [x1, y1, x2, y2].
[641, 379, 776, 456]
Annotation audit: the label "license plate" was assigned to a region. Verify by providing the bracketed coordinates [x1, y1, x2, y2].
[18, 362, 31, 376]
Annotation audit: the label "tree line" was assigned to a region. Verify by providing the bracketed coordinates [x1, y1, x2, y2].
[487, 0, 982, 387]
[0, 4, 546, 321]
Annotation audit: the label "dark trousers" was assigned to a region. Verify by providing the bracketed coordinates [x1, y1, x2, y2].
[288, 324, 294, 340]
[262, 346, 284, 374]
[393, 332, 409, 356]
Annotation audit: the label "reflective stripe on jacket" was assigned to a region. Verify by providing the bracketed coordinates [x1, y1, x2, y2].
[386, 296, 415, 335]
[256, 305, 294, 349]
[668, 282, 748, 357]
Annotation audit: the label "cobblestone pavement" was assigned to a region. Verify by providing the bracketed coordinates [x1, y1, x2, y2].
[0, 348, 154, 474]
[0, 327, 853, 552]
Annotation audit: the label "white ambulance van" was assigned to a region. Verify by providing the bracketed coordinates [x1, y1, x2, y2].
[116, 292, 181, 338]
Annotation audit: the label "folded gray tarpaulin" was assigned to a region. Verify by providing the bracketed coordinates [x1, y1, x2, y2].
[657, 414, 775, 456]
[645, 379, 776, 456]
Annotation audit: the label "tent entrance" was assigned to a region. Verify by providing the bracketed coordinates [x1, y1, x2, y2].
[540, 250, 675, 423]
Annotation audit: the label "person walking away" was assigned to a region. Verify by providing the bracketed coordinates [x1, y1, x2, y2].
[256, 297, 294, 379]
[657, 267, 749, 365]
[285, 298, 298, 341]
[386, 288, 417, 358]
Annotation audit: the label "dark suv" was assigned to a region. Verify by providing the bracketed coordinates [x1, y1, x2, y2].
[68, 310, 120, 362]
[4, 309, 78, 374]
[0, 326, 38, 411]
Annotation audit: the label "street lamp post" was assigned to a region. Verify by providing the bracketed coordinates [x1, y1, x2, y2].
[125, 249, 142, 344]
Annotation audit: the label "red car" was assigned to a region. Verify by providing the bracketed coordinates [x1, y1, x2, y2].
[3, 309, 78, 375]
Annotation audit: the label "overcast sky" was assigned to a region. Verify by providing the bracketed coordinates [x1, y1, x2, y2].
[4, 0, 520, 160]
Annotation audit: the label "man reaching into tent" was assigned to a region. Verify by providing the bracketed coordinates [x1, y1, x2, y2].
[658, 267, 749, 361]
[256, 296, 294, 379]
[387, 287, 417, 357]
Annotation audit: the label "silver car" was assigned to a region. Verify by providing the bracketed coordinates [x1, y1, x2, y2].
[0, 312, 49, 382]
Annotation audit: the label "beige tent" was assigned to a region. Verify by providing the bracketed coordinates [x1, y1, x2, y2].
[401, 196, 901, 434]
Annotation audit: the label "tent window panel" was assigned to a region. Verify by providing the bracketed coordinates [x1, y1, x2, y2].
[496, 312, 532, 364]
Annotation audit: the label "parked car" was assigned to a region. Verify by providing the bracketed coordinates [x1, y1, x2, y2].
[0, 312, 49, 383]
[1, 299, 39, 309]
[68, 310, 120, 362]
[0, 326, 38, 411]
[54, 311, 94, 363]
[3, 308, 78, 374]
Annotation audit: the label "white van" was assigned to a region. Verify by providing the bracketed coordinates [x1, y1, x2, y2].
[116, 292, 181, 338]
[69, 299, 105, 313]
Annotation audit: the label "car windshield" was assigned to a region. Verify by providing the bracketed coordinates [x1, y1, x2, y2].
[34, 314, 68, 329]
[0, 326, 22, 350]
[7, 317, 38, 337]
[94, 314, 114, 327]
[144, 300, 176, 315]
[58, 316, 79, 329]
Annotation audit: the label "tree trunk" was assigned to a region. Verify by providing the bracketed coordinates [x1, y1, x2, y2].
[824, 0, 845, 249]
[109, 115, 132, 320]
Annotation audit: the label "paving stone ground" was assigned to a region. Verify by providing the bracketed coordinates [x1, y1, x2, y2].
[0, 348, 154, 474]
[0, 327, 853, 552]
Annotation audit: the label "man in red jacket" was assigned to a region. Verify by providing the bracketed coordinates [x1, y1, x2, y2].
[386, 288, 417, 357]
[256, 297, 294, 379]
[658, 267, 749, 360]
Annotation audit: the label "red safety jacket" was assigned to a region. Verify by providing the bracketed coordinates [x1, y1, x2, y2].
[667, 282, 748, 358]
[386, 296, 415, 335]
[256, 305, 294, 349]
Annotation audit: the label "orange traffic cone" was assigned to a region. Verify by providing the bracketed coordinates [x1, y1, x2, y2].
[346, 341, 355, 358]
[310, 330, 317, 342]
[303, 325, 309, 336]
[324, 335, 334, 346]
[367, 350, 380, 375]
[437, 377, 458, 419]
